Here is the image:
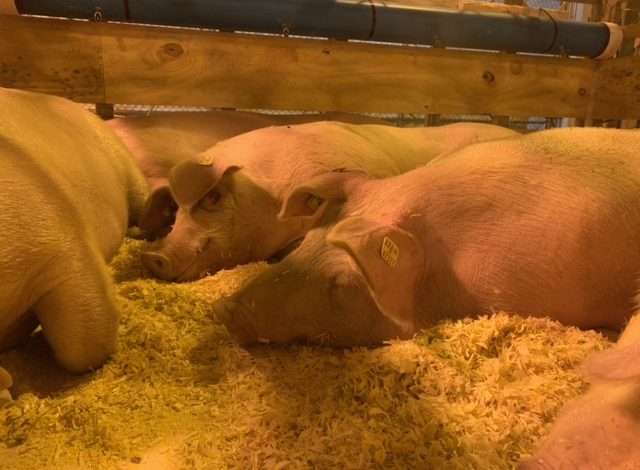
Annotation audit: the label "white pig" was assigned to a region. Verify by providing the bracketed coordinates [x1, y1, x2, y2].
[212, 127, 640, 346]
[0, 87, 148, 374]
[108, 110, 391, 237]
[141, 121, 518, 280]
[212, 126, 640, 469]
[519, 312, 640, 469]
[106, 110, 390, 192]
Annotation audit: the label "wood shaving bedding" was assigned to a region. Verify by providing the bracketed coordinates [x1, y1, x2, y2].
[0, 238, 611, 469]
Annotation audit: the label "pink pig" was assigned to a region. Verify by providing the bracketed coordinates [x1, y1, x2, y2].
[0, 87, 148, 374]
[213, 127, 640, 346]
[519, 312, 640, 469]
[140, 121, 518, 280]
[107, 110, 389, 191]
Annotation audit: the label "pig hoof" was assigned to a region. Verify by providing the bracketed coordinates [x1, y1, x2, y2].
[0, 389, 12, 406]
[0, 367, 12, 389]
[211, 297, 256, 345]
[0, 367, 13, 406]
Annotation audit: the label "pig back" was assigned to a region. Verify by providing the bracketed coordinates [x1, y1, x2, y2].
[0, 88, 143, 263]
[106, 110, 388, 189]
[223, 121, 517, 200]
[400, 127, 640, 329]
[340, 122, 520, 177]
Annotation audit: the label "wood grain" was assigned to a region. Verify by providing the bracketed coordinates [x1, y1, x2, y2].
[1, 14, 637, 119]
[97, 18, 597, 117]
[0, 15, 104, 102]
[592, 55, 640, 119]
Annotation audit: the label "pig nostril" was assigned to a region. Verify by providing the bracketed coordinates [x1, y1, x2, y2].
[141, 251, 173, 280]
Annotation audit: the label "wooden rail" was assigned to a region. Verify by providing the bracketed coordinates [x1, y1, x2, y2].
[0, 14, 638, 119]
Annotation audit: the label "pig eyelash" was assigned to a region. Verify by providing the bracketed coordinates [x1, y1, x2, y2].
[198, 190, 222, 212]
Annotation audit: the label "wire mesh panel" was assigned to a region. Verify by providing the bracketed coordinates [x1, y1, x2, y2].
[527, 0, 563, 9]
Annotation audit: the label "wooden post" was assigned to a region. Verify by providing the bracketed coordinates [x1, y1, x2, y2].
[95, 103, 114, 120]
[492, 116, 510, 127]
[425, 114, 440, 127]
[619, 0, 639, 128]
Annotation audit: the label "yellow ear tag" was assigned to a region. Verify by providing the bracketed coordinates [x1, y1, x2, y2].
[380, 236, 399, 267]
[197, 155, 214, 166]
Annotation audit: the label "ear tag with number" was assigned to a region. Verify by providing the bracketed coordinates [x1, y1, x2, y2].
[380, 236, 399, 267]
[198, 155, 214, 166]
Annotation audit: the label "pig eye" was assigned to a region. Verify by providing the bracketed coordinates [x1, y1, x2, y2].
[199, 190, 221, 212]
[306, 195, 324, 212]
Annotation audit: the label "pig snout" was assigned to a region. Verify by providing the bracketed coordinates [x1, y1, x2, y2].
[212, 296, 258, 345]
[141, 250, 175, 280]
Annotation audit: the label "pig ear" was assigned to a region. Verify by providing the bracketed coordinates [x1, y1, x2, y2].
[169, 155, 240, 208]
[138, 185, 176, 231]
[278, 170, 365, 223]
[327, 217, 425, 332]
[277, 188, 330, 225]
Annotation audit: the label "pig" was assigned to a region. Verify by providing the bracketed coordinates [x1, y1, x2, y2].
[519, 313, 640, 469]
[109, 110, 391, 237]
[211, 127, 640, 347]
[0, 87, 148, 374]
[140, 121, 519, 280]
[106, 110, 390, 192]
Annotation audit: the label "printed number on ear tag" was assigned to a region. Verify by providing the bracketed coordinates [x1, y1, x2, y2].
[380, 236, 400, 267]
[197, 155, 214, 166]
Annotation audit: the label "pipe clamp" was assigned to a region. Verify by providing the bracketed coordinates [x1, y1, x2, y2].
[595, 22, 623, 59]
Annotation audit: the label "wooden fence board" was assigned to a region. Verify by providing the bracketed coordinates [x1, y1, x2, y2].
[1, 14, 637, 119]
[0, 15, 104, 102]
[592, 55, 640, 119]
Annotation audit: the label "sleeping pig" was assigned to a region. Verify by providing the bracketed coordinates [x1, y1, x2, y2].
[109, 110, 391, 238]
[212, 127, 640, 346]
[107, 110, 390, 192]
[140, 121, 518, 280]
[0, 87, 148, 374]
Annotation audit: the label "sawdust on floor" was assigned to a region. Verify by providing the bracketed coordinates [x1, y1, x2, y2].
[0, 238, 611, 469]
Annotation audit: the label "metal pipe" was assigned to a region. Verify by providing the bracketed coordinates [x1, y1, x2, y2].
[9, 0, 623, 58]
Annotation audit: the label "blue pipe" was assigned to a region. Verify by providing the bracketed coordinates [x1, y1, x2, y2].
[12, 0, 620, 58]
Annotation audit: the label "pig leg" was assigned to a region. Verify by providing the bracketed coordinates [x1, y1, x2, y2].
[520, 314, 640, 470]
[32, 254, 119, 374]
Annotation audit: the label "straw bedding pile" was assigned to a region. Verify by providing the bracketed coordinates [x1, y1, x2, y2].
[0, 238, 611, 469]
